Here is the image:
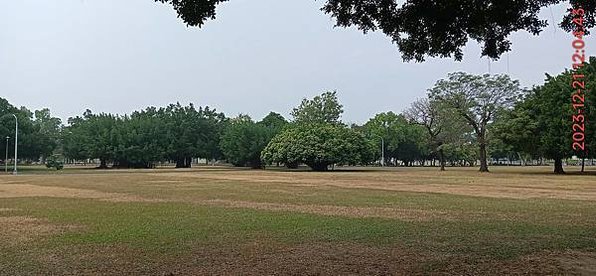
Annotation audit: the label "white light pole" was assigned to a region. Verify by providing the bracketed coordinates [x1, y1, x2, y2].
[372, 134, 385, 167]
[11, 114, 17, 175]
[380, 137, 385, 167]
[4, 136, 9, 173]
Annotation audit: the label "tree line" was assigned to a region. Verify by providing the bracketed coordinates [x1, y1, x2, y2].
[62, 104, 226, 169]
[0, 98, 61, 163]
[1, 57, 594, 173]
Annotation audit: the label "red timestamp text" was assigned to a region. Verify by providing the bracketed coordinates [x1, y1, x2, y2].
[571, 6, 587, 152]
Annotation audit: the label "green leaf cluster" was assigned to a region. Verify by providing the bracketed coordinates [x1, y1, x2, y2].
[62, 104, 226, 168]
[220, 113, 287, 168]
[261, 124, 374, 171]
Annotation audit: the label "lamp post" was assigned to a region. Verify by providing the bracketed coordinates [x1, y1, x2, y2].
[4, 136, 9, 173]
[11, 114, 17, 175]
[372, 134, 385, 167]
[380, 137, 385, 167]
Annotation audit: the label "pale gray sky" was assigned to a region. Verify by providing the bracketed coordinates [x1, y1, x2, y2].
[0, 0, 590, 124]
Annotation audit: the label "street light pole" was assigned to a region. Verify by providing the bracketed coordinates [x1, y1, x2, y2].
[5, 136, 9, 173]
[11, 114, 17, 175]
[372, 134, 385, 167]
[381, 122, 388, 167]
[381, 137, 385, 167]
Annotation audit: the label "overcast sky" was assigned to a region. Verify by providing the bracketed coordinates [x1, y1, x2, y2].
[0, 0, 590, 124]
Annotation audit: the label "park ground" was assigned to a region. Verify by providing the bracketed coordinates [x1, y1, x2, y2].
[1, 166, 596, 275]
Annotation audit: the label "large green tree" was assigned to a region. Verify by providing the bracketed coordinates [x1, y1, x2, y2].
[62, 115, 91, 163]
[260, 112, 289, 132]
[430, 73, 524, 172]
[76, 111, 119, 169]
[0, 99, 22, 164]
[0, 98, 62, 163]
[62, 103, 227, 169]
[494, 57, 596, 174]
[394, 123, 428, 167]
[161, 103, 226, 168]
[361, 112, 403, 165]
[491, 97, 541, 166]
[220, 114, 286, 168]
[33, 109, 63, 161]
[361, 112, 429, 166]
[261, 124, 373, 171]
[404, 98, 470, 171]
[291, 91, 344, 125]
[111, 108, 169, 168]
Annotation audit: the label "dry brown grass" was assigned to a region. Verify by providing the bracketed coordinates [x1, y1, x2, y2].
[0, 184, 163, 203]
[4, 166, 595, 201]
[151, 166, 596, 201]
[556, 251, 596, 275]
[1, 166, 595, 275]
[1, 166, 595, 221]
[26, 242, 596, 275]
[0, 216, 78, 246]
[200, 199, 453, 221]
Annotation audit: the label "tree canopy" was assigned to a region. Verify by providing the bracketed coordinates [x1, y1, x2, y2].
[62, 104, 226, 169]
[156, 0, 595, 61]
[361, 112, 429, 166]
[493, 57, 596, 173]
[291, 91, 344, 125]
[0, 99, 62, 163]
[262, 92, 373, 171]
[430, 72, 524, 172]
[405, 98, 471, 171]
[261, 124, 374, 171]
[220, 114, 286, 168]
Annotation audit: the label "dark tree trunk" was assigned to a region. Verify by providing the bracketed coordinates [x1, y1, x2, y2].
[175, 157, 193, 168]
[113, 160, 124, 168]
[478, 140, 489, 172]
[554, 158, 565, 174]
[98, 158, 108, 169]
[249, 159, 263, 169]
[581, 157, 585, 173]
[286, 161, 299, 169]
[176, 158, 186, 168]
[439, 148, 446, 171]
[311, 163, 329, 172]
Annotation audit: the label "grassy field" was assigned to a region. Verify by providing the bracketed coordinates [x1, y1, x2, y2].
[1, 166, 595, 275]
